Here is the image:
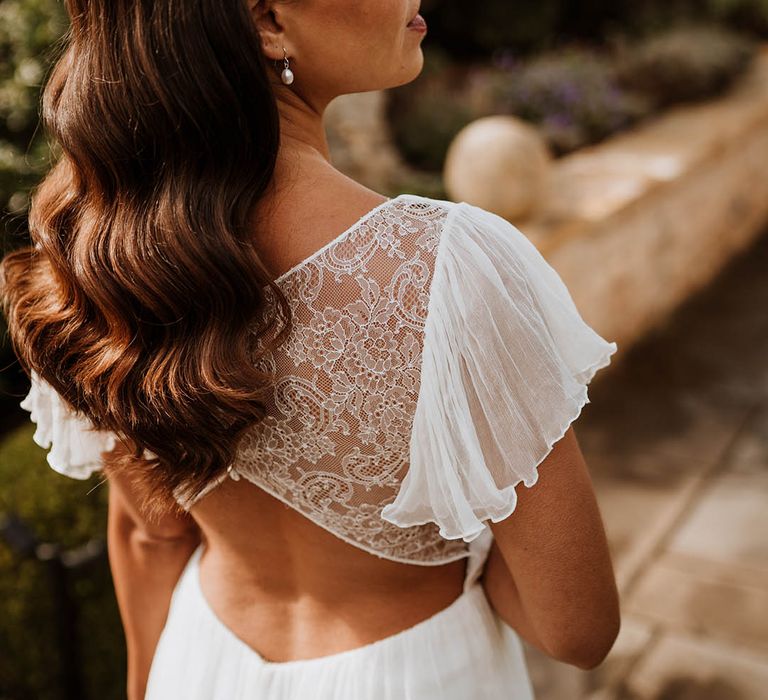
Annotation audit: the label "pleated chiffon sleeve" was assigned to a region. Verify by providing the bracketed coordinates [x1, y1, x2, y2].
[19, 369, 117, 480]
[380, 202, 618, 542]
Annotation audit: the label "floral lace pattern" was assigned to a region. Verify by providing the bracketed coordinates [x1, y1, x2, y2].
[181, 195, 470, 564]
[21, 191, 618, 566]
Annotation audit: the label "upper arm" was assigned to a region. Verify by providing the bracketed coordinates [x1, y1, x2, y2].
[20, 372, 198, 540]
[487, 425, 619, 664]
[489, 426, 604, 559]
[17, 370, 199, 543]
[104, 443, 200, 543]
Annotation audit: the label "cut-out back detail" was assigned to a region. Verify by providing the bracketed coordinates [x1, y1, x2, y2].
[20, 194, 618, 566]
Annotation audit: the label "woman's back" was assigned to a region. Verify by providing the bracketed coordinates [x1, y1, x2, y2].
[18, 180, 620, 697]
[192, 477, 468, 662]
[114, 179, 619, 670]
[4, 0, 621, 693]
[187, 183, 475, 661]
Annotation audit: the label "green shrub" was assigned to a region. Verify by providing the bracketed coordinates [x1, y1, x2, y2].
[0, 0, 67, 232]
[0, 422, 125, 699]
[614, 23, 759, 108]
[1, 0, 69, 425]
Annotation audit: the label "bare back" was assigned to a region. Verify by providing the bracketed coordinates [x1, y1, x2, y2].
[190, 173, 467, 663]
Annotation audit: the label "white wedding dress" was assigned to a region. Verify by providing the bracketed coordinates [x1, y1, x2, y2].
[20, 194, 618, 698]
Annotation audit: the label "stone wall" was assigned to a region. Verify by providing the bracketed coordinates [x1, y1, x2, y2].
[519, 46, 768, 356]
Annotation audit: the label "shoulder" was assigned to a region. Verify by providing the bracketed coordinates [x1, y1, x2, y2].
[328, 191, 459, 234]
[393, 195, 543, 279]
[361, 194, 540, 295]
[382, 194, 466, 246]
[391, 193, 457, 223]
[393, 195, 528, 247]
[380, 199, 618, 542]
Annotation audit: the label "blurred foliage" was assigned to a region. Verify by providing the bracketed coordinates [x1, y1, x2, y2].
[419, 0, 768, 60]
[1, 0, 69, 418]
[390, 22, 760, 169]
[707, 0, 768, 35]
[0, 422, 124, 699]
[0, 5, 124, 695]
[0, 0, 67, 242]
[491, 48, 654, 156]
[614, 24, 758, 109]
[418, 0, 566, 57]
[385, 49, 477, 172]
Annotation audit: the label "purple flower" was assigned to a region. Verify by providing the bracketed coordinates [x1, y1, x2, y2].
[493, 48, 519, 71]
[557, 81, 581, 104]
[543, 113, 573, 129]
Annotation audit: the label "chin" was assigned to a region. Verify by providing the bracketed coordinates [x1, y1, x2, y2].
[390, 53, 425, 89]
[338, 53, 424, 94]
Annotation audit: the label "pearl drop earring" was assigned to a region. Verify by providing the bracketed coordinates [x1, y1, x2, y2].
[281, 47, 294, 85]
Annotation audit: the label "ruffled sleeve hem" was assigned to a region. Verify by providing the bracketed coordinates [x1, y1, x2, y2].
[380, 201, 618, 542]
[19, 370, 118, 480]
[381, 348, 615, 542]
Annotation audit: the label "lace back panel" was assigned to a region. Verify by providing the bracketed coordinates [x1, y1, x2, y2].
[181, 195, 470, 564]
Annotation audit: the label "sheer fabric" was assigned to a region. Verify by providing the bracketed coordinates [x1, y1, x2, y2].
[20, 370, 119, 480]
[19, 193, 617, 565]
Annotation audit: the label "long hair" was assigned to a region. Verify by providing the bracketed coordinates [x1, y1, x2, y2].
[0, 0, 293, 521]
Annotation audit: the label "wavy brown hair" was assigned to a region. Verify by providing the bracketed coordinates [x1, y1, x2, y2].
[0, 0, 294, 521]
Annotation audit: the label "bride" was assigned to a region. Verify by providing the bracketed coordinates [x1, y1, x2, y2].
[1, 1, 620, 698]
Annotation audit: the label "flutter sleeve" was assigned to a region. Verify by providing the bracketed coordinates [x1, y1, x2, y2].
[380, 201, 618, 542]
[19, 369, 118, 480]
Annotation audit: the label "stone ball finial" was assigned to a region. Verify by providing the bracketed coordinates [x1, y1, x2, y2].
[443, 115, 552, 221]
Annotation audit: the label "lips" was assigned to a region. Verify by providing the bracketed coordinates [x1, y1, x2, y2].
[407, 13, 427, 30]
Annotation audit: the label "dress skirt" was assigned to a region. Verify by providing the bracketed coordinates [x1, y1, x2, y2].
[144, 530, 536, 699]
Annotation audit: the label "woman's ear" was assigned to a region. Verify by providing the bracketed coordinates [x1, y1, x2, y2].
[248, 0, 288, 62]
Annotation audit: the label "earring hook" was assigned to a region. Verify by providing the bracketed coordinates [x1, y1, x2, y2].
[280, 45, 294, 85]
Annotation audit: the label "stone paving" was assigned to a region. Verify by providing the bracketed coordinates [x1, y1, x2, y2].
[522, 229, 768, 699]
